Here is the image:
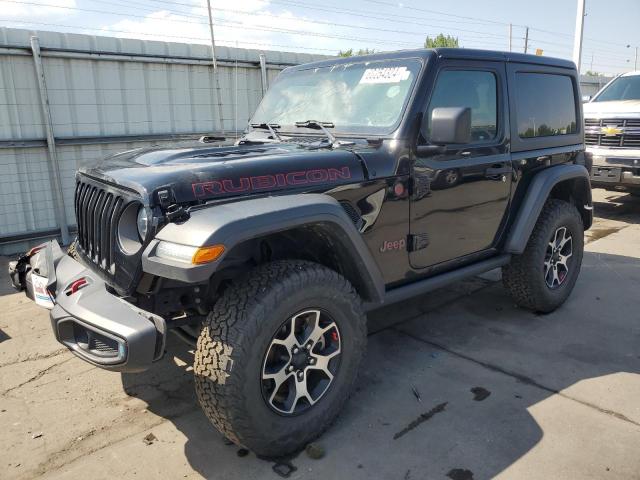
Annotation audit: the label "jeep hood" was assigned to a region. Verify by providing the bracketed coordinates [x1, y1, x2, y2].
[80, 142, 366, 205]
[584, 100, 640, 117]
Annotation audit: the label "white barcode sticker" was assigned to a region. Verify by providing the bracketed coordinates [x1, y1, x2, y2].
[359, 67, 411, 84]
[32, 272, 54, 310]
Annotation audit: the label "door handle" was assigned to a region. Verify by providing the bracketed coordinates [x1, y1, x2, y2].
[485, 166, 512, 176]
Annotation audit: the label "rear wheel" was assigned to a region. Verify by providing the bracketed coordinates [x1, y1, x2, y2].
[502, 199, 584, 313]
[194, 260, 366, 457]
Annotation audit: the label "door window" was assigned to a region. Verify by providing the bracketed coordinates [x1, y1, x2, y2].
[427, 70, 498, 142]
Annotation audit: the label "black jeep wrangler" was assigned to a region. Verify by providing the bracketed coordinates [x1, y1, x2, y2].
[9, 48, 592, 457]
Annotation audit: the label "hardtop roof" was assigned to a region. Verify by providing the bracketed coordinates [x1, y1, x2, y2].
[287, 48, 576, 72]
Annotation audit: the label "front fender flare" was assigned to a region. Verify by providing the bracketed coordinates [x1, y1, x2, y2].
[142, 194, 385, 303]
[504, 164, 592, 255]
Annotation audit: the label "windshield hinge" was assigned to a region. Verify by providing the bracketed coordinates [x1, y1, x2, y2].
[157, 189, 190, 223]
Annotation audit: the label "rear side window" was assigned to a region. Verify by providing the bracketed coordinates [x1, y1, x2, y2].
[515, 73, 577, 138]
[428, 70, 498, 142]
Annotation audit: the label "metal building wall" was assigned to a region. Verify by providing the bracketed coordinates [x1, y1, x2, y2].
[579, 74, 614, 97]
[0, 27, 329, 254]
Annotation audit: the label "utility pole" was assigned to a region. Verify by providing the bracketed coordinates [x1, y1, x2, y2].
[635, 47, 638, 71]
[508, 24, 512, 52]
[573, 0, 586, 73]
[206, 0, 217, 69]
[206, 0, 224, 133]
[524, 26, 529, 54]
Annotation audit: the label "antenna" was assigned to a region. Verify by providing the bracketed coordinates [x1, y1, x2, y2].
[235, 40, 239, 139]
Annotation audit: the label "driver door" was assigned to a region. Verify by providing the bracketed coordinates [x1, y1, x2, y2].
[409, 60, 512, 270]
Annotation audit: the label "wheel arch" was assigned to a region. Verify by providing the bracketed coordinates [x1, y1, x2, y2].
[504, 164, 592, 255]
[143, 194, 385, 303]
[217, 224, 383, 302]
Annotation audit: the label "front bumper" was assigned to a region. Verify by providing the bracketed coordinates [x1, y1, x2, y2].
[587, 147, 640, 190]
[8, 241, 166, 372]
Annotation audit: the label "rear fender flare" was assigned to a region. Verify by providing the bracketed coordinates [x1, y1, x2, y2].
[504, 164, 592, 254]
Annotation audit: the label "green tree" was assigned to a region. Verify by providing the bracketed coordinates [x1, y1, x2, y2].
[585, 70, 602, 77]
[338, 48, 376, 57]
[425, 34, 459, 48]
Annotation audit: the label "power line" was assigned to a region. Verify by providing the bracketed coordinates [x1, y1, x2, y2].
[0, 18, 338, 52]
[0, 0, 419, 47]
[83, 0, 519, 47]
[270, 0, 513, 28]
[82, 0, 520, 48]
[362, 0, 515, 27]
[3, 0, 522, 51]
[3, 0, 635, 70]
[363, 0, 635, 51]
[89, 0, 530, 48]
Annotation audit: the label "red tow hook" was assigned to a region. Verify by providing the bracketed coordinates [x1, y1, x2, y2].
[65, 277, 89, 296]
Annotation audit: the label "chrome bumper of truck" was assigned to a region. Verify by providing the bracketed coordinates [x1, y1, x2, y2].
[587, 148, 640, 189]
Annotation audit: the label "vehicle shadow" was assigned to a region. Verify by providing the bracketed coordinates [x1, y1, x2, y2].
[0, 328, 10, 343]
[591, 189, 640, 224]
[120, 250, 640, 478]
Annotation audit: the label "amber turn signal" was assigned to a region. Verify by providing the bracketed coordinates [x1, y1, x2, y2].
[192, 245, 225, 264]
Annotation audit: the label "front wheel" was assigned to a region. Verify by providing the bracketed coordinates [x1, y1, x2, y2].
[502, 199, 584, 313]
[194, 260, 366, 457]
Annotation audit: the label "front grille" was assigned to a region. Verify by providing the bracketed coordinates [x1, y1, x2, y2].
[584, 118, 640, 148]
[74, 180, 125, 275]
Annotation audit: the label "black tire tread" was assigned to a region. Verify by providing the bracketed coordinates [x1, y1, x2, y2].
[502, 199, 583, 312]
[193, 260, 366, 456]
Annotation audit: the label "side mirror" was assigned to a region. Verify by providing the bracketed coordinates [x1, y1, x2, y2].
[582, 95, 592, 103]
[422, 107, 472, 145]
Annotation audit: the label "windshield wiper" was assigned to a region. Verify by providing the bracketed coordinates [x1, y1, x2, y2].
[249, 123, 282, 142]
[295, 120, 336, 146]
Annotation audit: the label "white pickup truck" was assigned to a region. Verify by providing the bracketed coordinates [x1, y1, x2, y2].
[584, 72, 640, 195]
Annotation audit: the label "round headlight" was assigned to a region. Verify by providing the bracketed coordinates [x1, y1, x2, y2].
[137, 207, 149, 241]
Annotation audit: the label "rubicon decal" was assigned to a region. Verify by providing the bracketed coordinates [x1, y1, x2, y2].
[192, 166, 352, 197]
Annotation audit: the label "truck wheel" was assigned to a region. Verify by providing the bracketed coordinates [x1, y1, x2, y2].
[194, 260, 366, 457]
[502, 199, 584, 313]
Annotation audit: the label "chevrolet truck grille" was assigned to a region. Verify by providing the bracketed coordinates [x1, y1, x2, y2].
[74, 180, 124, 275]
[585, 118, 640, 148]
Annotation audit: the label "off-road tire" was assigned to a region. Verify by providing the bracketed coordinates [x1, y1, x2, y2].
[502, 199, 584, 313]
[194, 260, 367, 457]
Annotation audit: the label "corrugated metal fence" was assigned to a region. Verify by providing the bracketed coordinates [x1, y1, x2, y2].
[0, 27, 328, 254]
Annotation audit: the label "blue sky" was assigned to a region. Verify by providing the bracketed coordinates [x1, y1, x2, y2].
[1, 0, 639, 74]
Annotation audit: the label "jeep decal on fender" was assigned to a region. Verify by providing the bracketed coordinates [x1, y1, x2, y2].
[192, 166, 352, 197]
[380, 238, 406, 253]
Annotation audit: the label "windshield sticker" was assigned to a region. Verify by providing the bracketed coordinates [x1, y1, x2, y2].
[359, 66, 411, 84]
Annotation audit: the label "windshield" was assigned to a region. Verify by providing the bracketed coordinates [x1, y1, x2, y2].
[594, 75, 640, 102]
[250, 59, 422, 135]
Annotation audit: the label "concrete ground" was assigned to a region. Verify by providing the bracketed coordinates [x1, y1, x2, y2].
[1, 188, 639, 480]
